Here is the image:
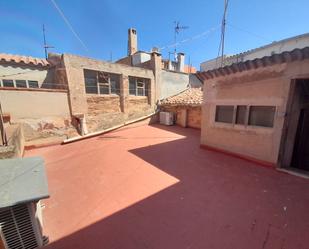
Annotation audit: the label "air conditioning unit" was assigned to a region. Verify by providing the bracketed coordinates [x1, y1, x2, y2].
[160, 112, 174, 125]
[0, 202, 47, 249]
[0, 157, 49, 249]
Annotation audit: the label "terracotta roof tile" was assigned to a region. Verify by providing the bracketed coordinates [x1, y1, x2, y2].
[0, 53, 50, 67]
[160, 88, 203, 106]
[197, 47, 309, 80]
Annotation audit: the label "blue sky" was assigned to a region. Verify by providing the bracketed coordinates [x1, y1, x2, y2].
[0, 0, 308, 68]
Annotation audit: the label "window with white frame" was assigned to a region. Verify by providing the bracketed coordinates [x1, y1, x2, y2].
[0, 79, 39, 88]
[2, 79, 14, 87]
[129, 77, 149, 96]
[84, 69, 120, 95]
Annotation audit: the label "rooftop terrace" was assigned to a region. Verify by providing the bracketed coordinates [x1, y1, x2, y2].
[26, 124, 309, 249]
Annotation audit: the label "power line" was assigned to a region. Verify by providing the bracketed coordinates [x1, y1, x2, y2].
[227, 23, 271, 42]
[160, 25, 220, 51]
[49, 0, 89, 52]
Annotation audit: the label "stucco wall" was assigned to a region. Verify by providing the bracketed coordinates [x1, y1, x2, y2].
[201, 59, 309, 164]
[0, 64, 54, 87]
[160, 70, 189, 99]
[0, 89, 70, 119]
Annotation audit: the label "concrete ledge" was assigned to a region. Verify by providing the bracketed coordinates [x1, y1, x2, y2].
[63, 112, 159, 144]
[200, 144, 276, 169]
[0, 87, 68, 93]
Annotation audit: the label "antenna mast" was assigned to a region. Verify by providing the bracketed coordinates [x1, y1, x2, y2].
[220, 0, 229, 66]
[173, 21, 189, 61]
[42, 25, 54, 59]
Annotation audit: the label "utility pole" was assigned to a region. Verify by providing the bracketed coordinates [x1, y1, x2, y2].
[42, 24, 54, 59]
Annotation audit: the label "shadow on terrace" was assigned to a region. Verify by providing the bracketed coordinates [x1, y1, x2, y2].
[44, 124, 309, 249]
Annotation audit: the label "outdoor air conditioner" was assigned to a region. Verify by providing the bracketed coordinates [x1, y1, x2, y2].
[160, 112, 174, 126]
[0, 202, 47, 249]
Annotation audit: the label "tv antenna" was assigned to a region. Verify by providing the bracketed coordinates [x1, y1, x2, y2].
[42, 24, 54, 59]
[217, 0, 229, 67]
[173, 21, 189, 61]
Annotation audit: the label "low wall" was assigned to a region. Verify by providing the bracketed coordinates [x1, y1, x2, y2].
[0, 89, 70, 119]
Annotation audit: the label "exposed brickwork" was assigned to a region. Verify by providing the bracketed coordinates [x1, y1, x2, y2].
[161, 105, 201, 129]
[187, 107, 201, 129]
[87, 96, 121, 115]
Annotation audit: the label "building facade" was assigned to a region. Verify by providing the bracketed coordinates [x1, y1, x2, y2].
[197, 47, 309, 172]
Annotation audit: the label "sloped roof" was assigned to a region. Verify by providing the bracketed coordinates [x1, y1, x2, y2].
[160, 88, 203, 106]
[228, 32, 309, 60]
[197, 47, 309, 80]
[0, 157, 49, 209]
[0, 53, 50, 67]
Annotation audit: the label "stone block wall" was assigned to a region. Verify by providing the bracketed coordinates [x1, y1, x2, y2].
[61, 54, 156, 133]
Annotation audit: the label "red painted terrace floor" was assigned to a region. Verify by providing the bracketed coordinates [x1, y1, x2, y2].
[25, 124, 309, 249]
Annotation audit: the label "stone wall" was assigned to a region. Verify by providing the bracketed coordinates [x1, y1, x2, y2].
[187, 107, 201, 129]
[161, 105, 201, 129]
[62, 54, 156, 133]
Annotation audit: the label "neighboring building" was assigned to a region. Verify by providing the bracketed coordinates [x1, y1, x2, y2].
[160, 88, 203, 129]
[200, 32, 309, 71]
[0, 28, 202, 142]
[116, 28, 200, 100]
[0, 53, 73, 142]
[0, 157, 49, 248]
[197, 46, 309, 172]
[56, 52, 157, 133]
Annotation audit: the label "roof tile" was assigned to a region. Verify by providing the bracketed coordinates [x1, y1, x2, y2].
[0, 53, 50, 67]
[160, 88, 203, 106]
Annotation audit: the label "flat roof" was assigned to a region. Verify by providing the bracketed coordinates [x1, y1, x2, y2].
[0, 157, 49, 209]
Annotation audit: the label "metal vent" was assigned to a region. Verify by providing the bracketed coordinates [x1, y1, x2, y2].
[0, 204, 38, 249]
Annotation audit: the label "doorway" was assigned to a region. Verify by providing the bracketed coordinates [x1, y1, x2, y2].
[291, 107, 309, 171]
[280, 79, 309, 172]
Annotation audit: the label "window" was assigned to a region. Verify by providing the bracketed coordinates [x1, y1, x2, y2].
[236, 105, 247, 125]
[129, 77, 149, 96]
[28, 80, 39, 88]
[84, 70, 98, 94]
[249, 106, 275, 128]
[2, 79, 14, 87]
[215, 105, 234, 123]
[15, 80, 27, 88]
[84, 69, 120, 95]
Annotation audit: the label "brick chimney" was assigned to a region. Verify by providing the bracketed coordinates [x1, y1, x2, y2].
[128, 28, 137, 56]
